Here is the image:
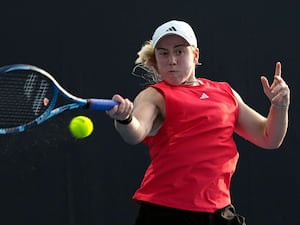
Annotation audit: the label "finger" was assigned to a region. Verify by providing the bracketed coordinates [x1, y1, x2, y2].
[106, 104, 119, 116]
[260, 75, 270, 91]
[273, 75, 286, 84]
[274, 61, 281, 77]
[124, 98, 134, 113]
[112, 94, 124, 102]
[270, 63, 282, 89]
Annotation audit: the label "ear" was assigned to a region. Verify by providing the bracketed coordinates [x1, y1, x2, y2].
[193, 48, 200, 64]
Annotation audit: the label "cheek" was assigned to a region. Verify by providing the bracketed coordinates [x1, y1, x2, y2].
[183, 56, 194, 67]
[156, 58, 167, 71]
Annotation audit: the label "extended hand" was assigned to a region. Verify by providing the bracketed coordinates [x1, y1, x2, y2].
[260, 62, 290, 108]
[106, 94, 133, 121]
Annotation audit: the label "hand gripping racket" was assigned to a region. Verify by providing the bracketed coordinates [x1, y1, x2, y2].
[0, 64, 119, 134]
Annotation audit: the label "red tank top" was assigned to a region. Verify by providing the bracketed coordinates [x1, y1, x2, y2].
[132, 78, 240, 212]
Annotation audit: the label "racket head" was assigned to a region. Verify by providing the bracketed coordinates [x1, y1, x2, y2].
[0, 64, 86, 134]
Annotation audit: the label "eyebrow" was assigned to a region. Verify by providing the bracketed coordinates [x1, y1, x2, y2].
[156, 44, 190, 50]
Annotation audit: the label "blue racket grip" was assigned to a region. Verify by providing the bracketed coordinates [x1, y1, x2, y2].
[88, 99, 119, 110]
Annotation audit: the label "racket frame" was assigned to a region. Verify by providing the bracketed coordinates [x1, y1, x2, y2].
[0, 64, 90, 134]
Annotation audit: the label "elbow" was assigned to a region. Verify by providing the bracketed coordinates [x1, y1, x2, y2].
[262, 144, 282, 150]
[123, 138, 142, 145]
[260, 139, 285, 150]
[259, 128, 287, 150]
[121, 134, 146, 145]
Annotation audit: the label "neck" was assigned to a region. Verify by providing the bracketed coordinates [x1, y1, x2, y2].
[182, 79, 203, 86]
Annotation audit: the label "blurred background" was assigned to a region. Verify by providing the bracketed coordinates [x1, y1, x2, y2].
[0, 0, 298, 224]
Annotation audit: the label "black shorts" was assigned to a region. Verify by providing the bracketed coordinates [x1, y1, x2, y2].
[134, 202, 246, 225]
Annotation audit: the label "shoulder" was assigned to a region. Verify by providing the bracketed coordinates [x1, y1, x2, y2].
[201, 78, 232, 87]
[231, 88, 246, 107]
[134, 86, 164, 107]
[136, 86, 163, 99]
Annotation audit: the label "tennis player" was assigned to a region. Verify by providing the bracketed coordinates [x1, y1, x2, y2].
[106, 20, 290, 225]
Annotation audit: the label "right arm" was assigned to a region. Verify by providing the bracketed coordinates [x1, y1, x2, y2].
[106, 87, 164, 145]
[234, 62, 290, 149]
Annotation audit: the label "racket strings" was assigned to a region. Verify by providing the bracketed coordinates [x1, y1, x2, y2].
[0, 72, 54, 128]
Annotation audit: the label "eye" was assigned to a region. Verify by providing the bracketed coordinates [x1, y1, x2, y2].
[174, 46, 187, 56]
[175, 49, 183, 55]
[158, 50, 168, 56]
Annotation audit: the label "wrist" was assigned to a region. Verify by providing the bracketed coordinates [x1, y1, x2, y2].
[271, 103, 289, 109]
[116, 114, 133, 125]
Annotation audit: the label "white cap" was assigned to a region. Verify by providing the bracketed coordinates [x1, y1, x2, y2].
[152, 20, 197, 48]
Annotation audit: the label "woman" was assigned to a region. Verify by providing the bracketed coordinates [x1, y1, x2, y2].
[106, 20, 290, 225]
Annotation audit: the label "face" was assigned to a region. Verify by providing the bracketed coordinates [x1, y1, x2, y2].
[154, 35, 199, 85]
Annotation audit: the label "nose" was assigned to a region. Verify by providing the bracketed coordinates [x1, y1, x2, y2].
[168, 54, 177, 65]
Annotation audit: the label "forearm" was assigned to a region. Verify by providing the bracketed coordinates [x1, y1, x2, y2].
[114, 115, 147, 145]
[263, 104, 289, 148]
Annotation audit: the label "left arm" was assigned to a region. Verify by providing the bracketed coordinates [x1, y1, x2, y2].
[234, 62, 290, 149]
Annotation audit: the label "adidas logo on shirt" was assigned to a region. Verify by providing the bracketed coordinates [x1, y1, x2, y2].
[200, 93, 209, 99]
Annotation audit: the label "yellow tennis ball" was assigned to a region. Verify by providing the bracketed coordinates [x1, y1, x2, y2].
[69, 116, 94, 139]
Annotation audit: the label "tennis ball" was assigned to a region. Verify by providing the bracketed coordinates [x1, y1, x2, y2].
[69, 116, 94, 139]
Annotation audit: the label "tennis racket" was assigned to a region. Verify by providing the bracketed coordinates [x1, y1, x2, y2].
[0, 64, 119, 134]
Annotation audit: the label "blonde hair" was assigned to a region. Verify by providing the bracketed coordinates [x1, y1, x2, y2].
[135, 40, 155, 66]
[132, 40, 162, 84]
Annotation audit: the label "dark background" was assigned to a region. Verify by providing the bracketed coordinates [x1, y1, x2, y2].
[0, 1, 298, 225]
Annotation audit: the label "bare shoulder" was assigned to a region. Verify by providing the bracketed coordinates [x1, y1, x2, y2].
[231, 88, 252, 117]
[231, 89, 243, 103]
[133, 87, 165, 134]
[134, 87, 164, 110]
[232, 88, 249, 110]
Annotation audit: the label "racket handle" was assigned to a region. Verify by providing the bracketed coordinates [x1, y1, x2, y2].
[88, 99, 119, 110]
